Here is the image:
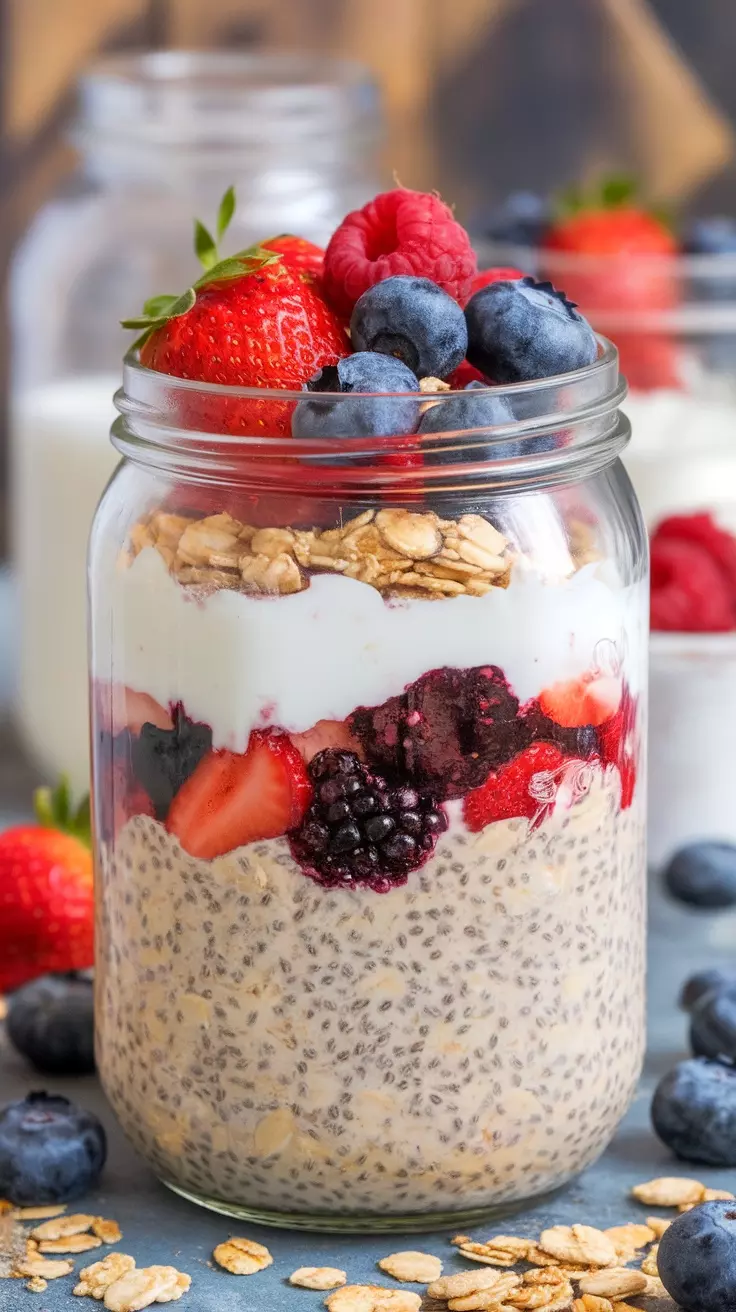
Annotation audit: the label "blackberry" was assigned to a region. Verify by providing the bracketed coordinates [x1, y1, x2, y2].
[131, 704, 212, 818]
[289, 749, 447, 892]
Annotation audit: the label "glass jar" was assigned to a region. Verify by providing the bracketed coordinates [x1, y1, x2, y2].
[11, 50, 382, 794]
[89, 343, 647, 1230]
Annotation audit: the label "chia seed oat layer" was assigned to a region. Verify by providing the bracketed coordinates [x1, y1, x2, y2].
[95, 767, 645, 1217]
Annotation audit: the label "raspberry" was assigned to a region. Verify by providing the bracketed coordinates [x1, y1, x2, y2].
[650, 536, 735, 632]
[655, 513, 736, 602]
[323, 188, 477, 316]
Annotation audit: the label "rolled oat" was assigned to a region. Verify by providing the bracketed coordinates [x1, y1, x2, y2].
[578, 1271, 648, 1299]
[289, 1266, 347, 1290]
[639, 1246, 658, 1277]
[31, 1213, 96, 1241]
[25, 1276, 48, 1292]
[212, 1237, 272, 1275]
[74, 1253, 137, 1299]
[538, 1225, 617, 1268]
[103, 1265, 189, 1310]
[573, 1299, 613, 1312]
[602, 1225, 655, 1257]
[13, 1205, 66, 1221]
[15, 1255, 74, 1280]
[39, 1234, 103, 1254]
[92, 1218, 124, 1244]
[630, 1177, 704, 1207]
[325, 1287, 422, 1312]
[377, 1251, 442, 1282]
[428, 1268, 516, 1300]
[446, 1272, 521, 1308]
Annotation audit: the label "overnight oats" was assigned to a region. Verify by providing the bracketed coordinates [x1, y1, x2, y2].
[89, 187, 648, 1229]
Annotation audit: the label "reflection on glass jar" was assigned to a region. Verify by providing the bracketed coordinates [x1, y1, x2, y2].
[89, 343, 647, 1230]
[11, 51, 382, 792]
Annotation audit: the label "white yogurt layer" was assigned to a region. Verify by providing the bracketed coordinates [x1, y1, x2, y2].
[623, 388, 736, 527]
[95, 546, 645, 753]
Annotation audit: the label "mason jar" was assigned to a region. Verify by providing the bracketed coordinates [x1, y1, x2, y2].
[89, 342, 647, 1230]
[11, 50, 382, 794]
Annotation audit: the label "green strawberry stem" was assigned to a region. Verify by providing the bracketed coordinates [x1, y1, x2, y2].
[34, 777, 91, 848]
[555, 173, 673, 231]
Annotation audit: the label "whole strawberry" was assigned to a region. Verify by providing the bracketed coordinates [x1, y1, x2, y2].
[263, 233, 325, 279]
[0, 782, 94, 995]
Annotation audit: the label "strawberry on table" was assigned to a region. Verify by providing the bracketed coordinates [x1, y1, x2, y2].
[0, 781, 94, 995]
[167, 730, 312, 860]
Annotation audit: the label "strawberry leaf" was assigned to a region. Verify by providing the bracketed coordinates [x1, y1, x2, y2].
[142, 294, 181, 318]
[600, 174, 637, 208]
[195, 219, 218, 271]
[217, 185, 236, 241]
[34, 777, 91, 847]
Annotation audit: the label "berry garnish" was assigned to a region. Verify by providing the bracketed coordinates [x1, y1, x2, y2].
[474, 190, 550, 250]
[664, 842, 736, 910]
[465, 277, 597, 383]
[657, 1199, 736, 1310]
[350, 275, 468, 379]
[323, 187, 477, 316]
[463, 741, 568, 832]
[166, 730, 311, 860]
[349, 666, 523, 800]
[7, 974, 95, 1076]
[131, 705, 213, 819]
[650, 535, 735, 632]
[468, 266, 528, 299]
[690, 983, 736, 1062]
[0, 1092, 107, 1205]
[0, 781, 93, 995]
[680, 969, 736, 1013]
[289, 749, 446, 892]
[290, 719, 363, 764]
[291, 352, 419, 439]
[538, 671, 621, 728]
[418, 381, 514, 447]
[262, 233, 325, 278]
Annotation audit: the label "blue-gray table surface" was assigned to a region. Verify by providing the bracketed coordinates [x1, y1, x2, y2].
[0, 707, 735, 1311]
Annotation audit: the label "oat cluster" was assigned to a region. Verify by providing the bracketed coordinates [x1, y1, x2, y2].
[124, 506, 513, 598]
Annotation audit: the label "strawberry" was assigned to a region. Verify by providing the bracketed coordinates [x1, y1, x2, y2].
[262, 234, 325, 279]
[290, 719, 363, 764]
[464, 742, 566, 832]
[599, 685, 639, 810]
[538, 672, 622, 728]
[0, 781, 94, 994]
[167, 730, 311, 860]
[542, 177, 679, 389]
[124, 188, 350, 437]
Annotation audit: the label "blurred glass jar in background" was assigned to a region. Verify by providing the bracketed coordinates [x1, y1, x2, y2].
[11, 50, 382, 793]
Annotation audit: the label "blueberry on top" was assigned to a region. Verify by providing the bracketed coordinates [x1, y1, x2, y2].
[419, 381, 558, 461]
[350, 275, 468, 379]
[7, 973, 95, 1076]
[680, 968, 736, 1013]
[465, 277, 598, 383]
[664, 841, 736, 910]
[291, 352, 420, 439]
[0, 1091, 107, 1205]
[131, 706, 212, 819]
[658, 1199, 736, 1312]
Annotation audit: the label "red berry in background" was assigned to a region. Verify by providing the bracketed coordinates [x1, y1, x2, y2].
[323, 187, 477, 316]
[467, 266, 528, 300]
[650, 536, 735, 632]
[262, 234, 325, 279]
[655, 512, 736, 601]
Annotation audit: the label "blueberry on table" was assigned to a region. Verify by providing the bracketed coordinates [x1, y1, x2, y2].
[651, 1057, 736, 1167]
[0, 1091, 107, 1204]
[680, 968, 736, 1013]
[658, 1200, 736, 1312]
[291, 352, 420, 439]
[690, 985, 736, 1062]
[664, 841, 736, 909]
[465, 277, 598, 383]
[350, 275, 468, 379]
[7, 973, 95, 1075]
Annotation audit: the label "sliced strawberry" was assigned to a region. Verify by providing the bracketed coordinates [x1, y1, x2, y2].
[538, 672, 621, 728]
[599, 685, 639, 810]
[167, 730, 311, 859]
[290, 719, 362, 764]
[464, 742, 566, 832]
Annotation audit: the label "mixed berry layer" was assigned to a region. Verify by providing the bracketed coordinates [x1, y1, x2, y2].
[95, 660, 639, 893]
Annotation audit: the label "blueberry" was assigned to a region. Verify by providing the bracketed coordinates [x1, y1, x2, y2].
[680, 969, 736, 1013]
[418, 380, 558, 462]
[350, 276, 467, 379]
[131, 707, 212, 819]
[658, 1200, 736, 1312]
[652, 1058, 736, 1167]
[465, 277, 598, 383]
[684, 216, 736, 258]
[664, 842, 736, 909]
[683, 218, 736, 373]
[292, 352, 419, 439]
[7, 974, 94, 1076]
[472, 191, 550, 251]
[0, 1091, 107, 1204]
[690, 985, 736, 1063]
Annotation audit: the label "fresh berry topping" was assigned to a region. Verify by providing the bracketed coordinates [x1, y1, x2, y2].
[7, 974, 95, 1076]
[262, 233, 325, 278]
[465, 277, 598, 383]
[350, 275, 467, 379]
[291, 352, 419, 439]
[445, 360, 487, 388]
[131, 705, 213, 819]
[464, 742, 568, 832]
[474, 190, 550, 250]
[664, 842, 736, 910]
[468, 266, 528, 299]
[0, 782, 93, 995]
[0, 1092, 107, 1205]
[349, 666, 522, 800]
[418, 381, 514, 441]
[650, 535, 735, 632]
[290, 719, 363, 764]
[680, 969, 736, 1014]
[289, 749, 446, 892]
[690, 983, 736, 1062]
[657, 1198, 736, 1309]
[323, 188, 477, 316]
[166, 730, 311, 860]
[538, 671, 621, 728]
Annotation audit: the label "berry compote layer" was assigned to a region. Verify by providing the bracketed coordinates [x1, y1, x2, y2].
[93, 504, 646, 1219]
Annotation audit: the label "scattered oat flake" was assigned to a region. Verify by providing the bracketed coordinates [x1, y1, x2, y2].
[573, 1299, 613, 1312]
[103, 1265, 189, 1310]
[630, 1177, 704, 1207]
[524, 1269, 569, 1286]
[32, 1213, 96, 1241]
[451, 1235, 472, 1247]
[639, 1246, 658, 1277]
[212, 1237, 272, 1275]
[92, 1218, 123, 1244]
[507, 1284, 574, 1310]
[325, 1287, 422, 1311]
[39, 1233, 103, 1254]
[642, 1275, 668, 1299]
[538, 1225, 617, 1268]
[289, 1267, 347, 1290]
[377, 1251, 442, 1283]
[446, 1272, 522, 1309]
[15, 1255, 75, 1279]
[428, 1268, 516, 1300]
[643, 1217, 670, 1239]
[579, 1270, 648, 1299]
[612, 1305, 646, 1312]
[15, 1204, 67, 1221]
[679, 1186, 735, 1212]
[602, 1225, 655, 1255]
[73, 1253, 137, 1298]
[25, 1275, 48, 1292]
